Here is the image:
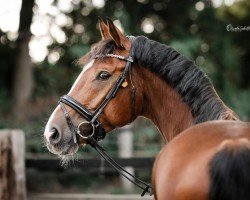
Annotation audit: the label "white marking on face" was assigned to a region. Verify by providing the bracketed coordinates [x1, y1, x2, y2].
[82, 59, 95, 73]
[68, 59, 95, 94]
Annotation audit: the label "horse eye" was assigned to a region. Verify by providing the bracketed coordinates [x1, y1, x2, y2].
[97, 71, 111, 80]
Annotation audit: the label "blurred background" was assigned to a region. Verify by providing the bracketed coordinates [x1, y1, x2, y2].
[0, 0, 249, 197]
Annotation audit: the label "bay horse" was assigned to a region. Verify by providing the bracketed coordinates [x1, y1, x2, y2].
[44, 18, 250, 199]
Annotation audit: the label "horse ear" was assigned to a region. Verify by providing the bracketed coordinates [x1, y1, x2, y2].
[106, 18, 128, 49]
[98, 17, 110, 40]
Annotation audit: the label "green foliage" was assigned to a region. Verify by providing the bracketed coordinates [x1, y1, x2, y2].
[0, 0, 249, 157]
[170, 37, 202, 59]
[69, 44, 90, 58]
[0, 0, 250, 193]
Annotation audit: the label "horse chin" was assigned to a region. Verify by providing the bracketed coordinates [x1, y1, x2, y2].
[58, 143, 87, 168]
[45, 140, 82, 168]
[45, 139, 79, 156]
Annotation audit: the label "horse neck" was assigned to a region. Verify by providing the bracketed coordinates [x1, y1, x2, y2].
[135, 66, 192, 141]
[134, 66, 238, 142]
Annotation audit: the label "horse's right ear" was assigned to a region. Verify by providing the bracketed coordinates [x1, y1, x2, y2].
[98, 17, 110, 40]
[106, 18, 129, 49]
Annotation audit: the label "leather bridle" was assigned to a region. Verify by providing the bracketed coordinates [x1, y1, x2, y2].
[59, 44, 135, 144]
[58, 39, 152, 196]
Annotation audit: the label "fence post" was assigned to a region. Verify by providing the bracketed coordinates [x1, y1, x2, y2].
[0, 130, 26, 200]
[118, 124, 134, 191]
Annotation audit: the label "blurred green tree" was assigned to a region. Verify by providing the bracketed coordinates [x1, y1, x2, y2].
[0, 0, 249, 146]
[0, 0, 249, 193]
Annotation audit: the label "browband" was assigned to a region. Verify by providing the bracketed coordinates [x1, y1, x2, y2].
[94, 54, 134, 63]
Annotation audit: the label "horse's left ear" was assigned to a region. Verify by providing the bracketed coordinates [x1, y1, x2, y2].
[106, 18, 129, 49]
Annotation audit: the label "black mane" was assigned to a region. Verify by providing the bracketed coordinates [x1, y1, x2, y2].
[88, 36, 231, 124]
[133, 36, 231, 123]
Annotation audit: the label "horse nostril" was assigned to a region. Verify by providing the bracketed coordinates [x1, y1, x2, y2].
[49, 128, 61, 144]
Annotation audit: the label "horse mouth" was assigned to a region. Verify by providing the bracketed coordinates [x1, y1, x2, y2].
[45, 138, 79, 156]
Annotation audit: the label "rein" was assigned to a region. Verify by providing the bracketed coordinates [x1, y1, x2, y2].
[87, 137, 152, 197]
[58, 41, 153, 196]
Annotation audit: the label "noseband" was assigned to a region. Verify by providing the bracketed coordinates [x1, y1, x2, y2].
[59, 43, 135, 143]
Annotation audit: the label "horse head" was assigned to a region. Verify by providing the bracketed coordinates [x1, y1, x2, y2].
[44, 18, 143, 156]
